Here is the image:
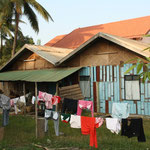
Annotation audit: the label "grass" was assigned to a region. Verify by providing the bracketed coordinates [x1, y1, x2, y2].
[0, 113, 150, 150]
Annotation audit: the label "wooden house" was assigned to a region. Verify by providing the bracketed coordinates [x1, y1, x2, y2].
[54, 32, 150, 116]
[0, 32, 150, 116]
[0, 44, 83, 99]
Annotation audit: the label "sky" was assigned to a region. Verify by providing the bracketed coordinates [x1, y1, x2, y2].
[20, 0, 150, 45]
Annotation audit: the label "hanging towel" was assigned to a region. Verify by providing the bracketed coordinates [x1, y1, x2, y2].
[111, 102, 130, 119]
[77, 100, 94, 117]
[81, 116, 98, 148]
[70, 115, 81, 128]
[106, 118, 121, 134]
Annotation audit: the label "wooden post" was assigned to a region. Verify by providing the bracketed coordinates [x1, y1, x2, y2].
[56, 82, 59, 112]
[96, 82, 100, 113]
[23, 82, 26, 115]
[35, 82, 38, 138]
[119, 62, 124, 101]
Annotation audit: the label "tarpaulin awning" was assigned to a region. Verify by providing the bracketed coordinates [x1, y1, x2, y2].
[0, 67, 82, 82]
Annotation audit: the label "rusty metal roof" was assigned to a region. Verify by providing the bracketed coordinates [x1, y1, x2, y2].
[45, 16, 150, 49]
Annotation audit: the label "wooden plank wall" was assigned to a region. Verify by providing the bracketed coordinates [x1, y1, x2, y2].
[79, 65, 150, 115]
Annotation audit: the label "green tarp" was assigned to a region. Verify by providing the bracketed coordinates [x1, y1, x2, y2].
[0, 67, 81, 82]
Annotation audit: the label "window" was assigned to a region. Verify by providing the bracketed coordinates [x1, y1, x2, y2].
[125, 75, 140, 100]
[80, 76, 91, 98]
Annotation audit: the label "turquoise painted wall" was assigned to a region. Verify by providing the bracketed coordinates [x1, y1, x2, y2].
[79, 65, 150, 116]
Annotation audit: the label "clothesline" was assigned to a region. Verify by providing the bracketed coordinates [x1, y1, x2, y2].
[9, 91, 146, 149]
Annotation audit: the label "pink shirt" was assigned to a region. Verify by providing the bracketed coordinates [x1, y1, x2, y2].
[45, 93, 53, 109]
[77, 100, 94, 117]
[38, 91, 46, 100]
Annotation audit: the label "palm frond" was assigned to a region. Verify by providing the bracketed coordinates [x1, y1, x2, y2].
[27, 0, 53, 22]
[23, 2, 39, 32]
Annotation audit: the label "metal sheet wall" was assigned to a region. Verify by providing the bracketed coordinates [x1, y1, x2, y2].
[79, 65, 150, 115]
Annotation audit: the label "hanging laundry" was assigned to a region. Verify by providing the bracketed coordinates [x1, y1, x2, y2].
[111, 102, 130, 119]
[45, 117, 60, 136]
[121, 118, 146, 142]
[106, 118, 121, 134]
[10, 99, 14, 106]
[70, 115, 81, 128]
[44, 109, 60, 136]
[44, 93, 53, 109]
[2, 109, 10, 126]
[52, 95, 61, 105]
[0, 94, 11, 110]
[61, 113, 71, 123]
[81, 116, 100, 148]
[19, 96, 26, 104]
[38, 91, 46, 100]
[62, 98, 78, 114]
[95, 117, 104, 128]
[10, 97, 20, 114]
[32, 96, 35, 104]
[0, 93, 11, 126]
[45, 109, 59, 120]
[13, 97, 19, 104]
[77, 100, 94, 117]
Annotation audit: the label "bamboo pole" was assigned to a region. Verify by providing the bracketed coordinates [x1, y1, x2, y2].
[35, 82, 38, 138]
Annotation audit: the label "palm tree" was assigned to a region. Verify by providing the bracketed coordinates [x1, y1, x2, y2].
[0, 24, 13, 58]
[0, 0, 53, 57]
[0, 13, 13, 58]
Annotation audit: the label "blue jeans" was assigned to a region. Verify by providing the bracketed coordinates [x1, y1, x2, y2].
[2, 109, 9, 126]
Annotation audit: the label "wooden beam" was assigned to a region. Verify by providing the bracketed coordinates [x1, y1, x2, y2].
[119, 65, 122, 101]
[96, 82, 100, 112]
[35, 82, 38, 138]
[56, 82, 59, 112]
[23, 82, 26, 115]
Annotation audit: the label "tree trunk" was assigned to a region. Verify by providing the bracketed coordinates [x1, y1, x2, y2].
[0, 30, 3, 59]
[12, 12, 19, 57]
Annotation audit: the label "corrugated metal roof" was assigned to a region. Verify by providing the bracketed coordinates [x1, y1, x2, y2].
[26, 45, 73, 64]
[56, 32, 150, 66]
[0, 44, 73, 71]
[0, 67, 81, 82]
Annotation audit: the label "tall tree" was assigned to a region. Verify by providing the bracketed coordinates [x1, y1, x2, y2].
[0, 0, 53, 57]
[0, 13, 13, 58]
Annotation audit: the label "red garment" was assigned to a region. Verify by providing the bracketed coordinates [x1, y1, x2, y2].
[81, 116, 98, 148]
[52, 96, 61, 105]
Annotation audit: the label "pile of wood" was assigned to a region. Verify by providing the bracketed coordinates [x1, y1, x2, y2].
[59, 84, 84, 100]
